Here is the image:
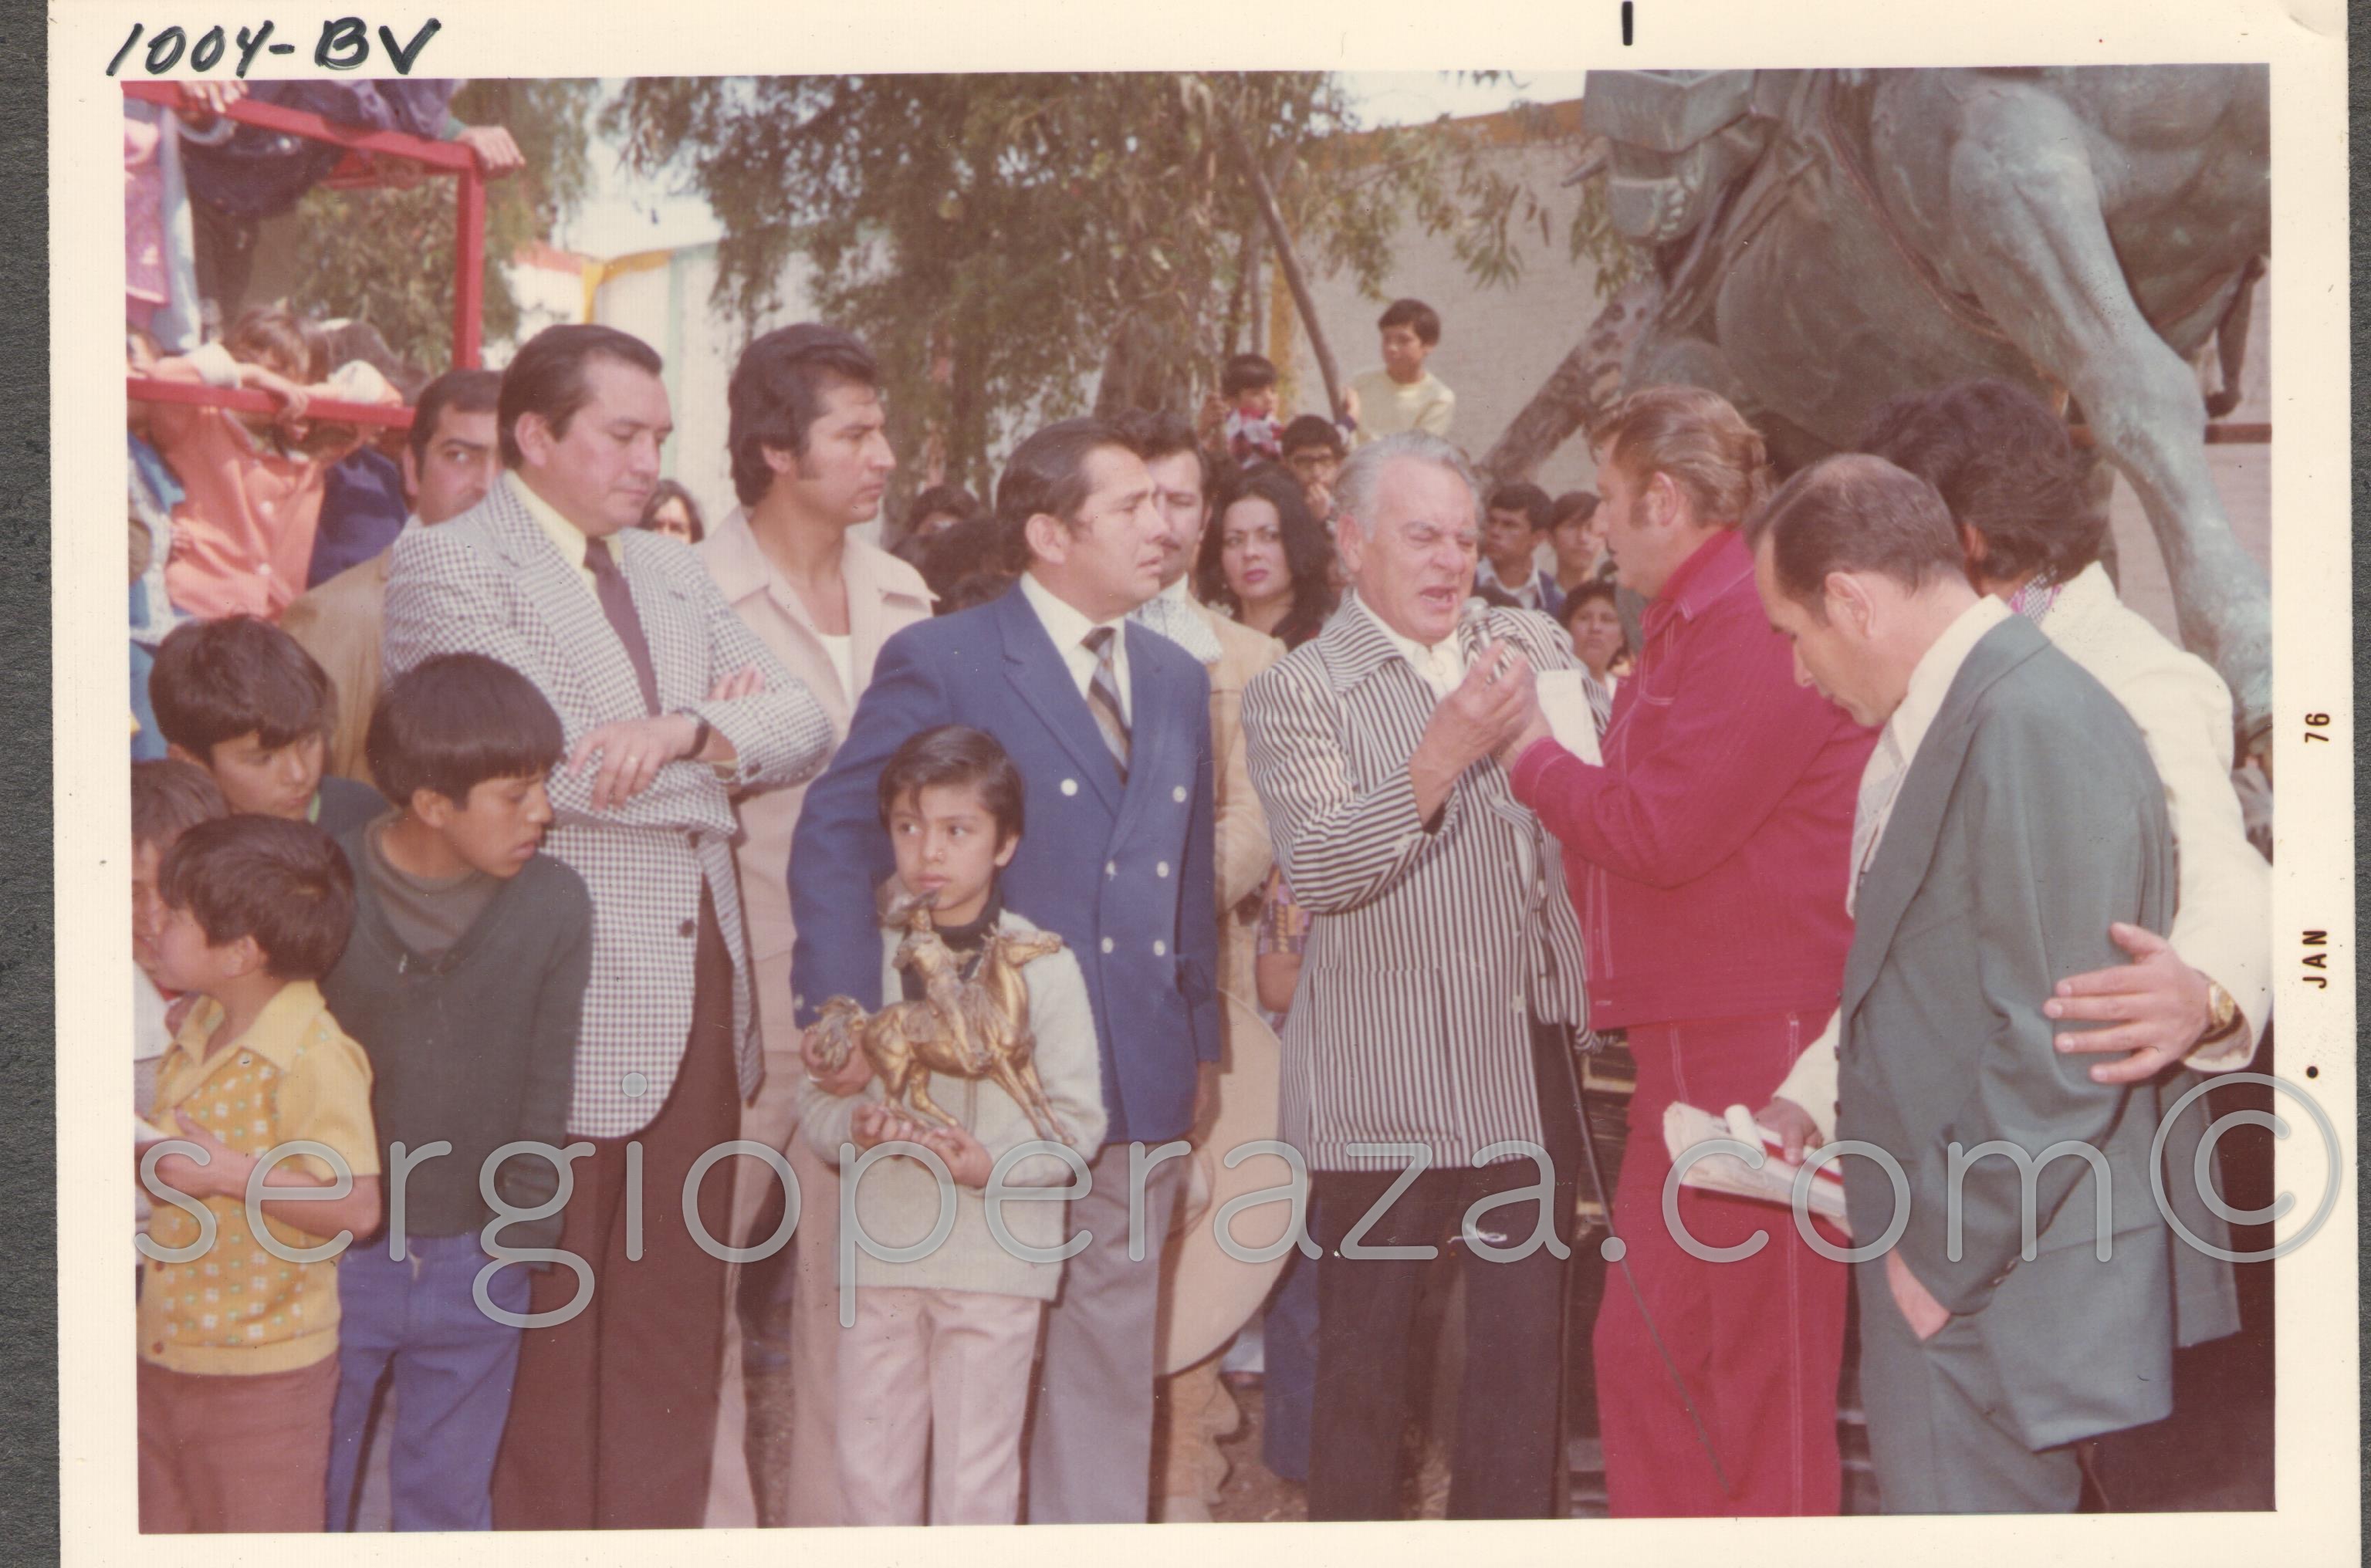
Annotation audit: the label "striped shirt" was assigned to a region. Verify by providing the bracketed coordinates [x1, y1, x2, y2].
[1241, 594, 1589, 1171]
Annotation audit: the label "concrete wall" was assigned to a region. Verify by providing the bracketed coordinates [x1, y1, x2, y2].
[1272, 138, 1613, 502]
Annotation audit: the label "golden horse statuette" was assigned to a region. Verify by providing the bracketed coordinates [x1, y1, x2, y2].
[808, 893, 1074, 1146]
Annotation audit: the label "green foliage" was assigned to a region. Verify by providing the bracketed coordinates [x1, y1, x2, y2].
[608, 73, 1618, 500]
[285, 79, 598, 374]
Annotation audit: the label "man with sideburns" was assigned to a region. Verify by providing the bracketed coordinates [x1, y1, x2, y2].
[1499, 387, 1872, 1517]
[790, 415, 1220, 1524]
[695, 323, 932, 1529]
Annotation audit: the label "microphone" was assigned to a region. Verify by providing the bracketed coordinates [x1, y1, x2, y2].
[1460, 596, 1511, 687]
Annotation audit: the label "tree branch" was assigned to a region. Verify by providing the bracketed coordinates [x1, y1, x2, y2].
[1216, 108, 1344, 420]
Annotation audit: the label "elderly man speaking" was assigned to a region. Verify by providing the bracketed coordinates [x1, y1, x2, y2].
[1240, 431, 1589, 1520]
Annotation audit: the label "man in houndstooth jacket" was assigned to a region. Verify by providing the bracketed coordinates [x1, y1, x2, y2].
[384, 325, 835, 1529]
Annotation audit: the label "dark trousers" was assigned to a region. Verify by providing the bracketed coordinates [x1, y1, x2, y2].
[490, 890, 740, 1529]
[1304, 1019, 1583, 1520]
[326, 1232, 533, 1531]
[1259, 1250, 1321, 1482]
[1594, 1012, 1850, 1517]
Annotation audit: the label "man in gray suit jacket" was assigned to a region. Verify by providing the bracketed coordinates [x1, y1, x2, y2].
[1747, 455, 2180, 1513]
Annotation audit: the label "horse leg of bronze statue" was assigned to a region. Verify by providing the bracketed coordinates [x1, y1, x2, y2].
[993, 1058, 1069, 1147]
[858, 1016, 919, 1130]
[902, 1073, 962, 1134]
[1883, 76, 2271, 752]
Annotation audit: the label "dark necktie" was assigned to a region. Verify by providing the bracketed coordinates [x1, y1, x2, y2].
[584, 536, 660, 715]
[1081, 625, 1131, 782]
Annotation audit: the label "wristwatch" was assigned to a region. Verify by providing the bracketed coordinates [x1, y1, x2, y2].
[2195, 978, 2244, 1049]
[678, 713, 713, 759]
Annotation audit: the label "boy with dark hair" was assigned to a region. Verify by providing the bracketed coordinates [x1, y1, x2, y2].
[1279, 414, 1348, 520]
[792, 415, 1215, 1525]
[800, 725, 1104, 1526]
[137, 814, 382, 1533]
[385, 320, 837, 1530]
[150, 615, 386, 836]
[1477, 481, 1563, 617]
[895, 482, 983, 566]
[1219, 352, 1285, 465]
[1548, 489, 1611, 593]
[921, 515, 1013, 613]
[1348, 297, 1455, 445]
[320, 652, 592, 1532]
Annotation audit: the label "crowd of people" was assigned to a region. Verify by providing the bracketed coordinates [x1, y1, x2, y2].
[125, 265, 2272, 1533]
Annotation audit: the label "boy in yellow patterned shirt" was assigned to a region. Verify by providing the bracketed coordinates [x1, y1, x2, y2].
[137, 815, 381, 1533]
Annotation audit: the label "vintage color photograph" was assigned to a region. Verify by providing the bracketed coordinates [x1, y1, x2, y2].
[59, 5, 2350, 1557]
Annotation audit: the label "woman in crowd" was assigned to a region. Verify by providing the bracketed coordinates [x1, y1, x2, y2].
[1558, 578, 1629, 742]
[1195, 464, 1336, 648]
[1560, 578, 1629, 708]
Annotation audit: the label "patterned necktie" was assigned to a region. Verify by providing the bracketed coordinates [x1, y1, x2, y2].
[1847, 727, 1907, 916]
[1081, 625, 1131, 781]
[585, 536, 661, 715]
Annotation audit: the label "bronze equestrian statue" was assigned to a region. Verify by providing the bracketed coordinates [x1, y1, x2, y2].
[1581, 66, 2270, 753]
[809, 914, 1076, 1147]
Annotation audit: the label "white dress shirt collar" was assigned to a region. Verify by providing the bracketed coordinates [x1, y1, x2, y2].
[1020, 568, 1132, 717]
[1355, 593, 1464, 698]
[1476, 556, 1543, 610]
[1131, 573, 1225, 665]
[1884, 593, 2012, 772]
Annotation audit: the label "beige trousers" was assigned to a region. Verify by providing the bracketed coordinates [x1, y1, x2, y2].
[837, 1286, 1043, 1526]
[704, 1010, 847, 1528]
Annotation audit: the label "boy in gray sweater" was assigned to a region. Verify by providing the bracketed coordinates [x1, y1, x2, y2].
[799, 725, 1104, 1525]
[318, 654, 590, 1531]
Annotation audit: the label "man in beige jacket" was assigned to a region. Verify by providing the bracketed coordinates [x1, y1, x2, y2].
[695, 326, 932, 1527]
[1114, 410, 1284, 1522]
[280, 368, 502, 786]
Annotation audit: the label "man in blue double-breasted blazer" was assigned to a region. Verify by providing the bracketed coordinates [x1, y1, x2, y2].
[789, 417, 1219, 1524]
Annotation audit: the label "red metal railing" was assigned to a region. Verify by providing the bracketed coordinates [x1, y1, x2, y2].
[125, 375, 414, 430]
[123, 79, 491, 432]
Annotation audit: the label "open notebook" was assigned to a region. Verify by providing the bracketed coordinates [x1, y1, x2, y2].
[1661, 1101, 1848, 1226]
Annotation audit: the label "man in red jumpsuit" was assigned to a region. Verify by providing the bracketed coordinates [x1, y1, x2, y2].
[1501, 386, 1873, 1516]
